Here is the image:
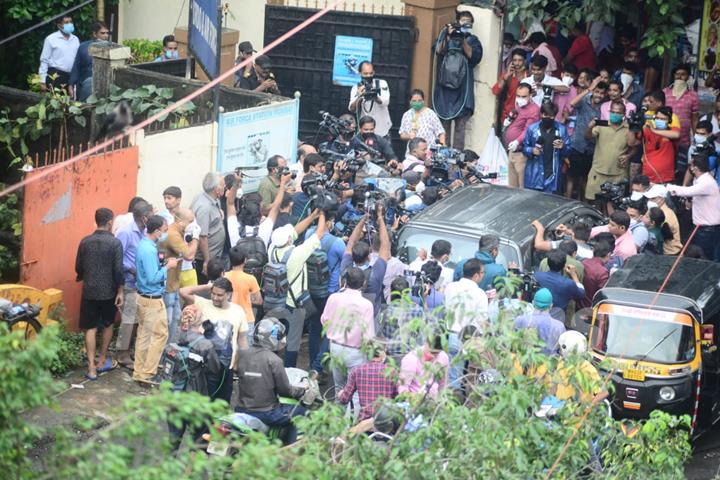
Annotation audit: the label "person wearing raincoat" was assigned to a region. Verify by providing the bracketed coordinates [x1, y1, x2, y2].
[522, 101, 571, 194]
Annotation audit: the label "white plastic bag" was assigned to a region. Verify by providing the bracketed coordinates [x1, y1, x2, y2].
[477, 130, 509, 186]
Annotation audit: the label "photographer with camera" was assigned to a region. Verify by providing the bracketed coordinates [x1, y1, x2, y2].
[349, 61, 392, 139]
[235, 54, 280, 95]
[493, 48, 530, 126]
[584, 101, 634, 206]
[352, 115, 398, 162]
[340, 204, 391, 318]
[433, 9, 483, 150]
[522, 55, 569, 107]
[522, 102, 570, 194]
[258, 155, 295, 212]
[683, 121, 718, 187]
[627, 105, 679, 184]
[322, 113, 357, 156]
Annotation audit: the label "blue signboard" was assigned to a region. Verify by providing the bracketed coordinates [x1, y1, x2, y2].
[332, 35, 373, 87]
[217, 99, 300, 193]
[189, 0, 220, 78]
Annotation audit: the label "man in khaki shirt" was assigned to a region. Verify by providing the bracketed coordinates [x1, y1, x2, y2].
[643, 184, 683, 255]
[258, 155, 287, 212]
[585, 101, 635, 201]
[161, 208, 198, 342]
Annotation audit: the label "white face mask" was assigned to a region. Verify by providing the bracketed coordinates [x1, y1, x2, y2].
[694, 134, 707, 145]
[647, 200, 659, 209]
[516, 97, 529, 107]
[561, 76, 574, 87]
[235, 188, 244, 199]
[620, 73, 633, 92]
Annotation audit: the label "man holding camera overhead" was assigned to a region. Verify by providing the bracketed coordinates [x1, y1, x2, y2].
[349, 61, 392, 140]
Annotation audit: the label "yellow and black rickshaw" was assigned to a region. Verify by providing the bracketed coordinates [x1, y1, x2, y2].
[588, 256, 720, 437]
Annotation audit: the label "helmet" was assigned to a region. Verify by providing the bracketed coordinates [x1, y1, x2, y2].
[253, 317, 286, 351]
[557, 330, 587, 357]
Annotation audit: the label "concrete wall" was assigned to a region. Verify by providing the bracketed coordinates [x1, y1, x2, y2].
[118, 0, 267, 49]
[134, 124, 216, 210]
[458, 4, 502, 154]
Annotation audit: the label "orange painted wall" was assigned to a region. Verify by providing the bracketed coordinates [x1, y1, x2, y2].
[21, 147, 139, 331]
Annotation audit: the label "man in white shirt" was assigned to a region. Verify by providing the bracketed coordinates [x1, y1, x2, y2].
[39, 15, 80, 91]
[523, 54, 569, 106]
[349, 61, 392, 139]
[443, 258, 488, 390]
[402, 137, 428, 173]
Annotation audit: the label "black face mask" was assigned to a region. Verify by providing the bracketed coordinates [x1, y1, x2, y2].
[540, 117, 554, 129]
[362, 132, 373, 140]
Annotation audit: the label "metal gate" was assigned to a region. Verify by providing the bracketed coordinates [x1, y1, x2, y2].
[264, 5, 415, 153]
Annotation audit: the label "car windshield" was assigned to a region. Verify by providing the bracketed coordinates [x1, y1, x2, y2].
[591, 305, 696, 364]
[397, 226, 520, 270]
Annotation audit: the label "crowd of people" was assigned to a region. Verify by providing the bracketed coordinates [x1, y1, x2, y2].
[67, 8, 720, 446]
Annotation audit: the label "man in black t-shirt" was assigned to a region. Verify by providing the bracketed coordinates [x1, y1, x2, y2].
[235, 55, 280, 94]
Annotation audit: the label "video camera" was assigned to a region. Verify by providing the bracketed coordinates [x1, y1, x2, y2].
[300, 173, 341, 214]
[597, 179, 630, 209]
[427, 145, 465, 185]
[628, 107, 649, 133]
[279, 166, 297, 180]
[448, 22, 472, 39]
[319, 110, 354, 139]
[359, 77, 381, 98]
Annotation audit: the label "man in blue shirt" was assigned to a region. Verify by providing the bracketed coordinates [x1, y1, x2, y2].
[115, 200, 153, 368]
[69, 21, 110, 101]
[534, 249, 585, 313]
[133, 215, 178, 385]
[514, 288, 566, 355]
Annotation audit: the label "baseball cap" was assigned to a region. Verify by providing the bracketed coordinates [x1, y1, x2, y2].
[644, 184, 667, 199]
[238, 41, 256, 53]
[270, 224, 295, 247]
[533, 288, 553, 310]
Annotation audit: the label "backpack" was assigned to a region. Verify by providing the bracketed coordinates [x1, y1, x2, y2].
[158, 337, 204, 392]
[306, 235, 335, 298]
[262, 247, 310, 310]
[438, 43, 467, 90]
[235, 226, 268, 284]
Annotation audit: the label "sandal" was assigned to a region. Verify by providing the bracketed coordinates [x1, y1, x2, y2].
[97, 358, 118, 374]
[84, 373, 98, 381]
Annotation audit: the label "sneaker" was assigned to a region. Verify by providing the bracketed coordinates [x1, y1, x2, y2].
[134, 375, 160, 387]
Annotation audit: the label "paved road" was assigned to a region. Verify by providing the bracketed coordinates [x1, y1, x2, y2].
[686, 424, 720, 479]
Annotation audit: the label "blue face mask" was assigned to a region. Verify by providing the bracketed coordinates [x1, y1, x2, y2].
[609, 112, 623, 124]
[158, 232, 168, 243]
[654, 119, 668, 130]
[62, 23, 75, 35]
[165, 50, 179, 59]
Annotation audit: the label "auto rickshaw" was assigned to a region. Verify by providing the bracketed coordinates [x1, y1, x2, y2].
[587, 256, 720, 438]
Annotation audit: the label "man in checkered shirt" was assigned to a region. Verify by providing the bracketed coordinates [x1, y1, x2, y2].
[337, 341, 398, 420]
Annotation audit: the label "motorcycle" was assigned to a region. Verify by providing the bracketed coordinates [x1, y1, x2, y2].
[205, 367, 321, 457]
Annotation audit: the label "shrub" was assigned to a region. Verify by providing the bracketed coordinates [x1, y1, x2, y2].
[122, 38, 163, 64]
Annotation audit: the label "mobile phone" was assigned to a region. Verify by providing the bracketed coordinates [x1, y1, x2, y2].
[595, 119, 609, 127]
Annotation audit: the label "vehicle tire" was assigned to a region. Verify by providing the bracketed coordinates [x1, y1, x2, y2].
[10, 317, 43, 340]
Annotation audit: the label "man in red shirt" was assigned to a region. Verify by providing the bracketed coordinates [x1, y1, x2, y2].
[662, 64, 699, 151]
[565, 23, 596, 71]
[579, 240, 611, 308]
[504, 83, 541, 188]
[492, 48, 529, 123]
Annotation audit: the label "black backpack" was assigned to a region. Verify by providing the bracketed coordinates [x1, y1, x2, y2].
[262, 247, 311, 311]
[158, 337, 204, 392]
[306, 235, 336, 298]
[438, 44, 467, 90]
[235, 225, 268, 283]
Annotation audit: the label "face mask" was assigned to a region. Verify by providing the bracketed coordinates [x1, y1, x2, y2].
[694, 134, 707, 145]
[654, 119, 668, 130]
[362, 75, 374, 83]
[541, 117, 554, 128]
[158, 232, 168, 243]
[410, 101, 424, 111]
[620, 73, 633, 92]
[235, 188, 244, 199]
[647, 201, 659, 209]
[609, 112, 623, 124]
[561, 76, 574, 87]
[515, 97, 529, 108]
[62, 23, 75, 35]
[165, 50, 179, 59]
[361, 132, 373, 140]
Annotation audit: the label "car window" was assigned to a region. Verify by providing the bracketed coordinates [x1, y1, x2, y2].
[397, 227, 519, 271]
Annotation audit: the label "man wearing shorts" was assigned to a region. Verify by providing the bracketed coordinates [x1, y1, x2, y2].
[75, 208, 125, 380]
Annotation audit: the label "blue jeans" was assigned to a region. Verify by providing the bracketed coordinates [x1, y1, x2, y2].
[236, 404, 307, 444]
[311, 337, 330, 372]
[448, 332, 464, 390]
[308, 296, 329, 367]
[693, 225, 720, 262]
[163, 291, 181, 343]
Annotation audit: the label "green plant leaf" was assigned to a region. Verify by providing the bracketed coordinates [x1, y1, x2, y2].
[158, 88, 174, 100]
[74, 116, 87, 128]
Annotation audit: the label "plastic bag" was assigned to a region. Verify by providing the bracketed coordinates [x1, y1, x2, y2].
[477, 130, 509, 186]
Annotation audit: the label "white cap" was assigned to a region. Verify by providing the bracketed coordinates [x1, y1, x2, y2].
[270, 224, 295, 247]
[630, 191, 644, 201]
[644, 184, 668, 200]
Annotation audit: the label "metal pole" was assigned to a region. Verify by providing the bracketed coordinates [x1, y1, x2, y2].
[212, 0, 222, 122]
[185, 0, 193, 79]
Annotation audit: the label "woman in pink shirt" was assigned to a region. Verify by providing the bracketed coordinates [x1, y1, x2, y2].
[398, 334, 449, 397]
